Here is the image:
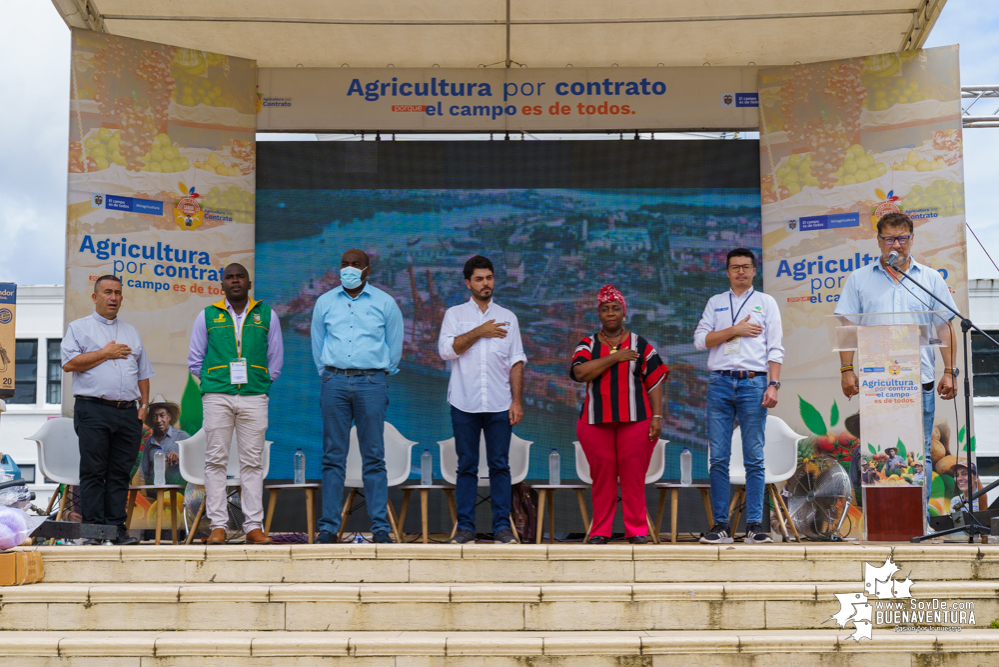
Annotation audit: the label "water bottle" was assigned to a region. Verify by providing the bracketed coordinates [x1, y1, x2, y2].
[421, 449, 433, 486]
[549, 448, 561, 486]
[680, 447, 692, 486]
[294, 448, 306, 485]
[153, 448, 166, 486]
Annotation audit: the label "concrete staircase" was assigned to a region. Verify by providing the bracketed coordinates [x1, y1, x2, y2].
[1, 543, 998, 665]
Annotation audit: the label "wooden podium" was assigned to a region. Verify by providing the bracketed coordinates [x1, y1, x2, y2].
[830, 311, 946, 541]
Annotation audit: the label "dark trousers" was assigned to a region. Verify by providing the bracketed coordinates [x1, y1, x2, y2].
[73, 398, 142, 529]
[451, 406, 512, 533]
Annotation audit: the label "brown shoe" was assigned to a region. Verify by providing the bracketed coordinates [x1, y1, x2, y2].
[245, 529, 273, 545]
[206, 528, 227, 545]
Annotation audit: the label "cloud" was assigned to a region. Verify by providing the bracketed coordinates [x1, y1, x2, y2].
[0, 1, 69, 285]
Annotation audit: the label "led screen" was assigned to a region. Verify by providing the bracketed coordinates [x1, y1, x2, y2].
[256, 141, 761, 483]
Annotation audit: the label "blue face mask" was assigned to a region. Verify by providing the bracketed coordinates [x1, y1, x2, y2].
[340, 266, 365, 290]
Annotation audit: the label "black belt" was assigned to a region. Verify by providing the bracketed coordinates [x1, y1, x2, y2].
[326, 367, 385, 377]
[716, 370, 768, 379]
[923, 382, 934, 391]
[76, 396, 138, 410]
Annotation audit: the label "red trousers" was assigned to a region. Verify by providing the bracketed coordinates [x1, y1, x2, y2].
[577, 418, 654, 538]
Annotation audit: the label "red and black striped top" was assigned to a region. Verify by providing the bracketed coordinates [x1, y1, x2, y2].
[571, 332, 668, 425]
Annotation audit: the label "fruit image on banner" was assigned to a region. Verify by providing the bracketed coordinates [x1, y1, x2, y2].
[64, 29, 257, 417]
[759, 46, 969, 538]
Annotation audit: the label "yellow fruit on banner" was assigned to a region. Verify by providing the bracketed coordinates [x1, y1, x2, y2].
[174, 48, 208, 75]
[111, 151, 127, 167]
[207, 152, 221, 168]
[906, 150, 920, 166]
[162, 146, 180, 161]
[94, 156, 109, 170]
[97, 128, 113, 142]
[206, 52, 226, 66]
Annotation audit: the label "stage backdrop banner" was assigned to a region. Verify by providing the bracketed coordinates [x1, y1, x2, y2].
[256, 66, 760, 132]
[64, 29, 257, 445]
[759, 45, 971, 535]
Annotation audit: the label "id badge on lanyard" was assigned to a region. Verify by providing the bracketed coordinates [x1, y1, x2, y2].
[230, 358, 248, 384]
[724, 289, 753, 356]
[230, 309, 248, 384]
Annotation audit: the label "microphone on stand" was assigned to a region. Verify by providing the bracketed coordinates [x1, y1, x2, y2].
[887, 250, 900, 267]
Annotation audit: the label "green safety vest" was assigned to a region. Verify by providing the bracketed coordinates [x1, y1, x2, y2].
[199, 299, 273, 396]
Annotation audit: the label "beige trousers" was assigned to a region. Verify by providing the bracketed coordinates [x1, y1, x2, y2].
[202, 393, 269, 533]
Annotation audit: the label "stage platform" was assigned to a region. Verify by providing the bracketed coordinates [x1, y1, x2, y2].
[1, 543, 998, 665]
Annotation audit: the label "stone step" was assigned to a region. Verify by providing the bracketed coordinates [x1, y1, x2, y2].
[3, 629, 998, 665]
[1, 580, 995, 632]
[31, 543, 999, 584]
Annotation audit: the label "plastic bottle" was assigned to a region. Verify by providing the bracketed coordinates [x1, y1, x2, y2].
[421, 449, 433, 486]
[153, 448, 166, 486]
[680, 447, 692, 486]
[549, 448, 561, 486]
[294, 449, 306, 485]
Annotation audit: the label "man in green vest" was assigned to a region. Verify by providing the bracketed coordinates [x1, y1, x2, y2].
[188, 263, 284, 545]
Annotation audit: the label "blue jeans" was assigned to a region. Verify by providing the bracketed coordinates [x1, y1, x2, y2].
[451, 406, 512, 533]
[707, 373, 768, 525]
[922, 387, 935, 504]
[318, 371, 391, 535]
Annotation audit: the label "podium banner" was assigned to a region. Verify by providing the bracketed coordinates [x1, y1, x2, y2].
[64, 29, 257, 437]
[759, 45, 969, 537]
[856, 325, 924, 488]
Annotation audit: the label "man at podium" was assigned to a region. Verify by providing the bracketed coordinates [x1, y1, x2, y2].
[834, 212, 957, 501]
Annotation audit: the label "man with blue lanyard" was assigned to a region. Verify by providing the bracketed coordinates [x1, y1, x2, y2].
[835, 212, 957, 506]
[311, 249, 404, 544]
[694, 248, 784, 545]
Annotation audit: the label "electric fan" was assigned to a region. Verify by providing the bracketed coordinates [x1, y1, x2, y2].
[785, 456, 852, 540]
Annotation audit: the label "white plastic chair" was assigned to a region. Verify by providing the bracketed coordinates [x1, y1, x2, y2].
[436, 432, 533, 542]
[438, 432, 533, 486]
[338, 422, 417, 542]
[177, 428, 272, 544]
[25, 417, 80, 521]
[573, 438, 669, 543]
[727, 415, 805, 541]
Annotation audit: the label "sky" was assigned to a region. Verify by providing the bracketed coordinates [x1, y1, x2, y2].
[0, 1, 996, 286]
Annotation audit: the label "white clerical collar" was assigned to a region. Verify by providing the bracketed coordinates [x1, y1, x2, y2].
[92, 312, 117, 325]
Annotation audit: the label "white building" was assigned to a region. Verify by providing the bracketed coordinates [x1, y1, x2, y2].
[0, 285, 65, 502]
[1, 283, 998, 511]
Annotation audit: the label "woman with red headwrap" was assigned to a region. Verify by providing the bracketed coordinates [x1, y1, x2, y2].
[570, 285, 668, 543]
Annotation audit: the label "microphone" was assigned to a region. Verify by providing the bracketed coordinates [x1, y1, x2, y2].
[887, 251, 899, 267]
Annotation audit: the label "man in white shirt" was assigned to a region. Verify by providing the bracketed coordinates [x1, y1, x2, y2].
[438, 256, 527, 544]
[62, 275, 154, 545]
[693, 249, 784, 545]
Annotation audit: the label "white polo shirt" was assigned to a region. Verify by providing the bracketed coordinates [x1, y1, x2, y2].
[693, 288, 785, 371]
[438, 298, 528, 414]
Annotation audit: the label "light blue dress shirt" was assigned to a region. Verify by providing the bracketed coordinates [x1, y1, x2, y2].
[310, 284, 404, 375]
[61, 312, 156, 401]
[835, 259, 958, 384]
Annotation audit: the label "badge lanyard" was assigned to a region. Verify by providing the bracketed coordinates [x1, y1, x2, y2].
[229, 303, 250, 385]
[729, 288, 755, 326]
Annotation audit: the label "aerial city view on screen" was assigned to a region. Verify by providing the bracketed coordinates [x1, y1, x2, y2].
[255, 187, 762, 479]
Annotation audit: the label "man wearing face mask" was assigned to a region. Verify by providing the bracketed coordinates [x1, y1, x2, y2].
[311, 249, 404, 544]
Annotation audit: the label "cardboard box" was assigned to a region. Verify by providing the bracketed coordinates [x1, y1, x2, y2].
[0, 283, 14, 400]
[0, 550, 43, 586]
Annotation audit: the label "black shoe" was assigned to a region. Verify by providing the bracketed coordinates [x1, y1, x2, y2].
[449, 528, 477, 544]
[315, 530, 337, 544]
[629, 535, 649, 544]
[587, 535, 609, 544]
[744, 523, 773, 544]
[373, 530, 394, 544]
[114, 529, 140, 546]
[494, 528, 517, 544]
[699, 523, 734, 544]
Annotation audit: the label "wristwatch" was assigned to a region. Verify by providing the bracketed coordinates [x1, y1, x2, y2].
[768, 381, 780, 390]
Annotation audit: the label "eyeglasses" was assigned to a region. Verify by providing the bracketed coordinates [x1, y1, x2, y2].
[879, 235, 912, 245]
[728, 264, 754, 273]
